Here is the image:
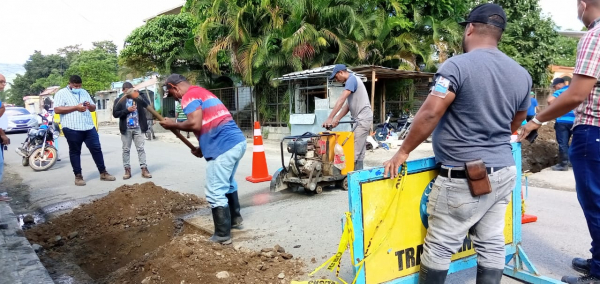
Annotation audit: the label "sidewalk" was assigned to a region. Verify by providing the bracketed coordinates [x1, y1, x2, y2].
[0, 200, 53, 284]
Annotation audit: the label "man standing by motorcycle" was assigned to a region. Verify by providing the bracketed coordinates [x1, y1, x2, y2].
[54, 75, 116, 186]
[323, 64, 373, 170]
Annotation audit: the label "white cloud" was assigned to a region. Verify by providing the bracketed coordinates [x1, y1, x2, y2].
[0, 0, 184, 64]
[540, 0, 584, 31]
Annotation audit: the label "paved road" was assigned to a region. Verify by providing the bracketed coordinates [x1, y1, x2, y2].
[3, 128, 591, 283]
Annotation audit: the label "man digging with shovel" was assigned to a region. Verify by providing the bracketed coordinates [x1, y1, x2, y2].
[160, 74, 246, 245]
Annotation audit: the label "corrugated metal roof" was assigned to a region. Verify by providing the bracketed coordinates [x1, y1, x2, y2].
[275, 65, 432, 81]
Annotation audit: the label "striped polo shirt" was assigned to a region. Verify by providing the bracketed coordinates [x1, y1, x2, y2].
[181, 86, 245, 160]
[53, 87, 96, 131]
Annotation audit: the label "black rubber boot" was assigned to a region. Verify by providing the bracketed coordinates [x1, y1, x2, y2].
[476, 265, 503, 284]
[419, 265, 448, 284]
[226, 191, 243, 229]
[209, 206, 232, 245]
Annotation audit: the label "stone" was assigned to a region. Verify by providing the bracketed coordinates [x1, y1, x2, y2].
[278, 273, 285, 279]
[293, 245, 301, 248]
[171, 264, 182, 270]
[216, 271, 230, 279]
[274, 245, 285, 253]
[23, 215, 35, 224]
[261, 248, 274, 252]
[261, 251, 276, 258]
[68, 231, 79, 239]
[52, 236, 62, 243]
[141, 276, 152, 284]
[181, 247, 194, 257]
[281, 253, 293, 260]
[32, 244, 43, 253]
[234, 244, 243, 251]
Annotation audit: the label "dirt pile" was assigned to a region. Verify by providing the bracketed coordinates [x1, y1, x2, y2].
[521, 122, 559, 173]
[102, 238, 304, 284]
[25, 182, 304, 283]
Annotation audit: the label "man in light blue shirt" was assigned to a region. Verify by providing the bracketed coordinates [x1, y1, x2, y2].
[547, 78, 575, 171]
[54, 75, 115, 186]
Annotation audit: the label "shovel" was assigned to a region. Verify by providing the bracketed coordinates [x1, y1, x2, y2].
[117, 95, 198, 152]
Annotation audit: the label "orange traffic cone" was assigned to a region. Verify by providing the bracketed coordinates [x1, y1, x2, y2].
[246, 122, 272, 183]
[521, 189, 538, 224]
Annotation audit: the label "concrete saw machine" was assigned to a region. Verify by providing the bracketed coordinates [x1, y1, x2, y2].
[270, 121, 357, 194]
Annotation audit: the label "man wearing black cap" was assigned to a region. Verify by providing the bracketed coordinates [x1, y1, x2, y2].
[383, 4, 531, 283]
[113, 82, 152, 179]
[547, 78, 574, 171]
[323, 64, 373, 170]
[160, 74, 246, 245]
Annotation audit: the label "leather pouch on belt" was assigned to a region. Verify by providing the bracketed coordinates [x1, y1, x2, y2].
[465, 159, 492, 196]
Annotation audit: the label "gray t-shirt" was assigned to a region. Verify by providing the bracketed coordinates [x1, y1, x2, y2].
[432, 48, 531, 167]
[345, 74, 373, 121]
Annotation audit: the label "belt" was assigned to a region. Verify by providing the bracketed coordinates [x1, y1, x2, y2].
[439, 167, 506, 179]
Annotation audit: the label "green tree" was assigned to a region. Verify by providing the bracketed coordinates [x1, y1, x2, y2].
[120, 14, 201, 74]
[63, 42, 119, 95]
[8, 51, 68, 105]
[553, 35, 578, 67]
[57, 44, 82, 65]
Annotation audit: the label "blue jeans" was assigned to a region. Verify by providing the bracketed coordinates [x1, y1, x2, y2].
[555, 122, 574, 165]
[0, 146, 4, 182]
[205, 141, 246, 208]
[62, 128, 107, 176]
[570, 125, 600, 277]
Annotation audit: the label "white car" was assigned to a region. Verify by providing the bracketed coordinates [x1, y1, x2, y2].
[5, 107, 39, 133]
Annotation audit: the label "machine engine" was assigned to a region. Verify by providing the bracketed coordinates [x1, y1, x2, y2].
[287, 139, 320, 176]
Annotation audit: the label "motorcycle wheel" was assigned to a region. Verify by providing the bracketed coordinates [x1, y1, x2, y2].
[374, 128, 387, 142]
[22, 157, 29, 167]
[28, 147, 58, 172]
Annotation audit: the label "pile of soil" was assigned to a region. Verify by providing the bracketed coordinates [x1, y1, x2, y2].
[25, 182, 303, 283]
[521, 122, 559, 173]
[103, 238, 304, 284]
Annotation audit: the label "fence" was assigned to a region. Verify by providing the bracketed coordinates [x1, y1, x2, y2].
[211, 86, 256, 137]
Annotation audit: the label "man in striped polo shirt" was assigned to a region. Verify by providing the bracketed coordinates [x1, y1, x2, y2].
[54, 75, 116, 186]
[160, 74, 246, 245]
[520, 1, 600, 282]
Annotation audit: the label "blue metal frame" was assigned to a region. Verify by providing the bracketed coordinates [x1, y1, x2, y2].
[347, 143, 561, 284]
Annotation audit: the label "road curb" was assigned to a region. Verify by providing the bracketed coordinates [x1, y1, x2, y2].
[0, 200, 53, 284]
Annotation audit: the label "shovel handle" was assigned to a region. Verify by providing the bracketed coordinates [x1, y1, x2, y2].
[117, 95, 197, 151]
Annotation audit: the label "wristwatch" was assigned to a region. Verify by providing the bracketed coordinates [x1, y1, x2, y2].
[531, 116, 543, 125]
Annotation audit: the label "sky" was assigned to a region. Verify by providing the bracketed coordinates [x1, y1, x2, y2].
[0, 0, 585, 66]
[0, 0, 185, 64]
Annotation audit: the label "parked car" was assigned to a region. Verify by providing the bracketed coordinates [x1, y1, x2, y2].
[5, 107, 39, 133]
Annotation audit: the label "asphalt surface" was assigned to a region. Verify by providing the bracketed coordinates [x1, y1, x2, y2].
[2, 127, 590, 283]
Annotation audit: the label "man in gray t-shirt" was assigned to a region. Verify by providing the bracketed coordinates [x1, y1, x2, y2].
[323, 64, 373, 170]
[383, 4, 531, 283]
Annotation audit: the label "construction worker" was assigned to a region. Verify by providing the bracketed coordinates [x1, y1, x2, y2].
[160, 74, 246, 245]
[323, 64, 373, 170]
[520, 1, 600, 282]
[384, 4, 531, 283]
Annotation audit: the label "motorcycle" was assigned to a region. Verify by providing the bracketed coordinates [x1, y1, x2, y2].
[16, 124, 58, 171]
[374, 111, 396, 142]
[397, 115, 414, 140]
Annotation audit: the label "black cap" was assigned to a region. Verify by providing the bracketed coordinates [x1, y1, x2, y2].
[552, 78, 566, 86]
[460, 3, 507, 30]
[122, 82, 134, 89]
[164, 74, 187, 86]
